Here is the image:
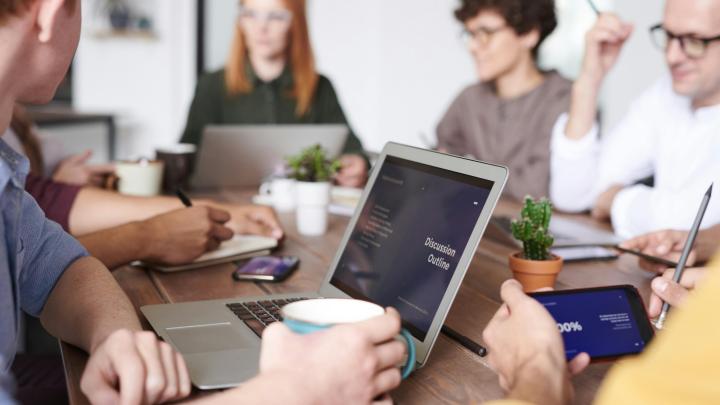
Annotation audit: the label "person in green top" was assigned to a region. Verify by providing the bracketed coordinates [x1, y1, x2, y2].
[181, 0, 368, 187]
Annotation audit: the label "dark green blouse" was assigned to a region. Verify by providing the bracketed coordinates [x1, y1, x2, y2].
[180, 67, 365, 157]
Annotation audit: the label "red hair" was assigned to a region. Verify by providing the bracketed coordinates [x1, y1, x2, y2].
[226, 0, 318, 117]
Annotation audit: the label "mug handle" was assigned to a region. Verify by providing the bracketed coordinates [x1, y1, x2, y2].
[259, 181, 272, 196]
[399, 329, 416, 379]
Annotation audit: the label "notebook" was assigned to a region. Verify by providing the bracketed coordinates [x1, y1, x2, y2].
[141, 235, 278, 272]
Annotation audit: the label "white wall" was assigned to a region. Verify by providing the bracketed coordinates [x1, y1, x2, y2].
[73, 0, 197, 161]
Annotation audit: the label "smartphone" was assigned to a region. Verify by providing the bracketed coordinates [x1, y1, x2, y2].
[551, 246, 619, 263]
[232, 256, 299, 282]
[529, 285, 655, 362]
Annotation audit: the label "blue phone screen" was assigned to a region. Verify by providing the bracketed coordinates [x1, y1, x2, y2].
[532, 289, 648, 360]
[237, 257, 295, 276]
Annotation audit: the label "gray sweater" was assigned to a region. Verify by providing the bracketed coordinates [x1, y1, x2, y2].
[437, 71, 572, 201]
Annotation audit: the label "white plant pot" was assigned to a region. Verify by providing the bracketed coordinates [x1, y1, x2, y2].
[296, 181, 331, 236]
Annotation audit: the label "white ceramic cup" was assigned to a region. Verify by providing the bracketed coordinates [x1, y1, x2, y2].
[281, 299, 416, 379]
[259, 178, 297, 213]
[115, 159, 164, 197]
[295, 181, 330, 236]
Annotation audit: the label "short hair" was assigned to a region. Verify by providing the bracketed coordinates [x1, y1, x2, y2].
[455, 0, 557, 59]
[0, 0, 77, 23]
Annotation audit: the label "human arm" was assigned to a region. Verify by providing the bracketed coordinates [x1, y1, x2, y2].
[78, 206, 235, 269]
[188, 309, 406, 405]
[482, 280, 590, 405]
[619, 229, 708, 273]
[24, 205, 193, 403]
[609, 176, 720, 238]
[68, 187, 283, 239]
[564, 14, 633, 140]
[52, 149, 115, 187]
[549, 14, 645, 213]
[39, 256, 141, 352]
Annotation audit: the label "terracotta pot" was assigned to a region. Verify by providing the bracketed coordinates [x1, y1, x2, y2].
[508, 252, 563, 292]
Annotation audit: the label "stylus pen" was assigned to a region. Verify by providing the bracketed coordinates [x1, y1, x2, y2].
[441, 325, 487, 357]
[655, 183, 713, 329]
[176, 188, 193, 207]
[586, 0, 601, 15]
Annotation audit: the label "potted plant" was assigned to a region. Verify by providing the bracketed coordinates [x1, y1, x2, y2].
[508, 196, 563, 291]
[286, 144, 341, 236]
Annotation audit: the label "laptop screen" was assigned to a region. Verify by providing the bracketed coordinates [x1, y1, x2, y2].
[330, 155, 494, 340]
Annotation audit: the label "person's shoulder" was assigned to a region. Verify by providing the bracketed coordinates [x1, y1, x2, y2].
[315, 73, 337, 93]
[543, 70, 573, 97]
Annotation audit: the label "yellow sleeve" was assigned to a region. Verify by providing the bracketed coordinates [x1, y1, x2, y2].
[595, 261, 720, 404]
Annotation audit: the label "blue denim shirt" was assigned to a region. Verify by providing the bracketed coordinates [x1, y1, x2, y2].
[0, 139, 88, 400]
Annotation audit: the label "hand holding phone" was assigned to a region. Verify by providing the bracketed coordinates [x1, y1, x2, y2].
[530, 285, 655, 361]
[232, 256, 299, 282]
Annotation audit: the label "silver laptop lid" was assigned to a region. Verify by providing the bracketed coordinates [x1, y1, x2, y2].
[319, 143, 508, 366]
[191, 124, 349, 188]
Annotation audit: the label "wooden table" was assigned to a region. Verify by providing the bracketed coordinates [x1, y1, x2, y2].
[61, 191, 656, 404]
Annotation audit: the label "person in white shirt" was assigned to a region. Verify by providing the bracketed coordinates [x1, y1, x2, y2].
[550, 0, 720, 238]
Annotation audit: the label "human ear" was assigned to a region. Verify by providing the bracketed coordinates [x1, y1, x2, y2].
[520, 28, 540, 51]
[37, 0, 66, 43]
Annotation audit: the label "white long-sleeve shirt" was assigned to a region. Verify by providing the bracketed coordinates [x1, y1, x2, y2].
[550, 75, 720, 238]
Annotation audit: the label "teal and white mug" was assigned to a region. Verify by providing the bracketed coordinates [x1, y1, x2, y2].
[281, 298, 416, 379]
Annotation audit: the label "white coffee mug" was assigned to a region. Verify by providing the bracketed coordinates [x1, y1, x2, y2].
[259, 178, 297, 212]
[115, 159, 164, 197]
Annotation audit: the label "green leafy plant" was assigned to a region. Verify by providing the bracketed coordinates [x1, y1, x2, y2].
[510, 196, 555, 261]
[286, 144, 341, 182]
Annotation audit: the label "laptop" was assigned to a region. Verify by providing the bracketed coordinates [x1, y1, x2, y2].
[142, 142, 508, 389]
[191, 124, 349, 188]
[487, 215, 622, 248]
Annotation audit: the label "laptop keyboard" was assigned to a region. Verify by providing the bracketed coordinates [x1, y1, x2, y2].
[226, 297, 309, 337]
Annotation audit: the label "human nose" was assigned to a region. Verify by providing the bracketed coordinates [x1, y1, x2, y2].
[666, 37, 687, 65]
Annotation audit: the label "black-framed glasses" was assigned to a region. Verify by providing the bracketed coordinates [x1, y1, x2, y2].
[650, 23, 720, 59]
[461, 25, 508, 45]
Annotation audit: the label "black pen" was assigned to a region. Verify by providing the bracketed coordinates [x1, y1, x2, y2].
[586, 0, 600, 15]
[176, 188, 193, 207]
[442, 325, 487, 357]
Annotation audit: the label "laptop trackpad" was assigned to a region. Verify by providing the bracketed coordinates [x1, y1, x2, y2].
[166, 323, 254, 354]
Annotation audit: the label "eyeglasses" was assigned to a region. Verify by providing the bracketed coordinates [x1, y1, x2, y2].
[650, 24, 720, 59]
[238, 6, 292, 26]
[461, 25, 508, 46]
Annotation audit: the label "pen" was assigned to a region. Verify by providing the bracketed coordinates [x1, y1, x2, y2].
[176, 188, 193, 208]
[613, 246, 677, 268]
[654, 183, 713, 329]
[441, 325, 487, 357]
[586, 0, 600, 15]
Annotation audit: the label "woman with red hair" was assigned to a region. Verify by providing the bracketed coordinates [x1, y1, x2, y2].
[181, 0, 368, 187]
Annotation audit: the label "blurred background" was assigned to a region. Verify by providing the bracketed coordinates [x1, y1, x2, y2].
[38, 0, 664, 163]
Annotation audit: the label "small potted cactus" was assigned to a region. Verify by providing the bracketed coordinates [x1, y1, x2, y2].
[286, 145, 341, 236]
[508, 196, 563, 291]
